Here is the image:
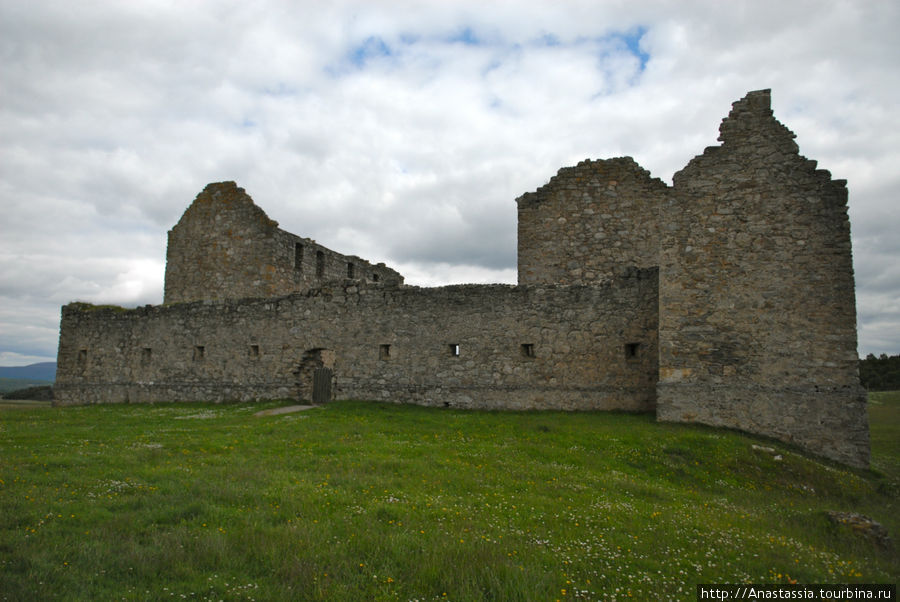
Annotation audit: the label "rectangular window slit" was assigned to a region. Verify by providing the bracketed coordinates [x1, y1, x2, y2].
[249, 344, 260, 358]
[316, 251, 325, 278]
[294, 243, 304, 269]
[193, 345, 205, 361]
[347, 262, 355, 278]
[625, 343, 640, 359]
[379, 344, 391, 360]
[521, 343, 535, 358]
[77, 349, 88, 371]
[449, 343, 460, 357]
[372, 273, 380, 282]
[141, 347, 152, 364]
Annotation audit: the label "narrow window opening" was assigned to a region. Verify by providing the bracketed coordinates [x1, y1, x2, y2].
[77, 349, 88, 372]
[347, 262, 355, 278]
[249, 344, 260, 358]
[379, 344, 391, 360]
[141, 347, 152, 365]
[372, 273, 380, 282]
[294, 243, 304, 269]
[521, 343, 535, 358]
[193, 345, 205, 361]
[449, 343, 460, 357]
[316, 251, 325, 278]
[625, 343, 640, 360]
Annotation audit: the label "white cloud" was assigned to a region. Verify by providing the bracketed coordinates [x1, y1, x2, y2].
[1, 0, 898, 365]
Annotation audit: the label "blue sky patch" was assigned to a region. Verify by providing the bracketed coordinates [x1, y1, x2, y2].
[448, 26, 480, 46]
[614, 26, 650, 71]
[534, 33, 561, 47]
[349, 36, 393, 68]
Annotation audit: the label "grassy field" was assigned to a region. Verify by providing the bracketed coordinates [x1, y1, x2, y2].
[1, 394, 897, 601]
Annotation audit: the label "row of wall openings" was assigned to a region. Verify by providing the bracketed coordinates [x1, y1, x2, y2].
[137, 345, 261, 364]
[105, 338, 638, 371]
[295, 242, 327, 279]
[295, 242, 383, 283]
[377, 342, 640, 361]
[378, 343, 537, 360]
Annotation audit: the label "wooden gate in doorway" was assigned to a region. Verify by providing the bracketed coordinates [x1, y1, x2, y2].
[312, 367, 333, 404]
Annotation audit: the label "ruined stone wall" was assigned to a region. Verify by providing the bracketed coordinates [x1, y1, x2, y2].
[56, 271, 659, 411]
[656, 90, 868, 467]
[163, 182, 402, 304]
[55, 89, 870, 468]
[517, 158, 667, 285]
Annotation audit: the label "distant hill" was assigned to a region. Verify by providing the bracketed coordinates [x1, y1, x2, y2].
[0, 362, 56, 382]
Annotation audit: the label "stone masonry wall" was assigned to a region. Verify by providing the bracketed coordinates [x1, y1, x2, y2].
[56, 270, 659, 411]
[517, 157, 668, 285]
[164, 182, 402, 304]
[656, 90, 868, 467]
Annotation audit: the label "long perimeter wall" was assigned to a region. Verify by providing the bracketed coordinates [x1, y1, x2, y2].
[56, 271, 659, 411]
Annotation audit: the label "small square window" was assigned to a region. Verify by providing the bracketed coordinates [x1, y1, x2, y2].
[249, 344, 260, 358]
[372, 273, 380, 282]
[379, 344, 391, 360]
[625, 343, 640, 360]
[449, 343, 460, 357]
[521, 343, 535, 358]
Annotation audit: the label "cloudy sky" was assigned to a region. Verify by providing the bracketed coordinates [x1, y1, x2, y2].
[1, 0, 898, 366]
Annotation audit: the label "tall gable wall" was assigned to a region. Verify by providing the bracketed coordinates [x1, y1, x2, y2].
[164, 182, 284, 303]
[517, 158, 667, 285]
[656, 90, 868, 467]
[164, 182, 402, 304]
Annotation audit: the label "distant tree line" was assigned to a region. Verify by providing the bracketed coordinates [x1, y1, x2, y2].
[859, 354, 900, 391]
[0, 384, 53, 401]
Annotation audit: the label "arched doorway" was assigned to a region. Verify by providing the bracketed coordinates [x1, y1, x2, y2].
[294, 348, 335, 404]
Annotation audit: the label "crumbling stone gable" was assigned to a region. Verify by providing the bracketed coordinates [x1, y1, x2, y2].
[517, 157, 668, 285]
[656, 90, 868, 467]
[164, 182, 402, 304]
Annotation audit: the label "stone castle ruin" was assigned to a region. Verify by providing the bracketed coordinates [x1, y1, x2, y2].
[55, 90, 870, 467]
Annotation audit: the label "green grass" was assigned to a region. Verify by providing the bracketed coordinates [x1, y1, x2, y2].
[1, 396, 898, 601]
